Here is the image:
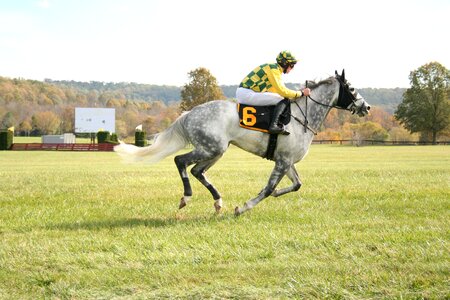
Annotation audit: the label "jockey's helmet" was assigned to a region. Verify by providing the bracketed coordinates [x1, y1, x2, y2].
[276, 51, 298, 71]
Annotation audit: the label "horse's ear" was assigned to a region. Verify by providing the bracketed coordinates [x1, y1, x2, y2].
[341, 69, 346, 81]
[335, 70, 338, 77]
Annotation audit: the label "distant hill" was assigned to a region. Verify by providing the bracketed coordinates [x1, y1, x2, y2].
[45, 79, 181, 104]
[6, 78, 405, 113]
[356, 87, 406, 113]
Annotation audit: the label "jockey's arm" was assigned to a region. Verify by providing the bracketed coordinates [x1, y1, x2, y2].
[265, 66, 302, 99]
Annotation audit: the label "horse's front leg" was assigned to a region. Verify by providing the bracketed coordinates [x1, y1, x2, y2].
[235, 160, 290, 216]
[271, 165, 302, 197]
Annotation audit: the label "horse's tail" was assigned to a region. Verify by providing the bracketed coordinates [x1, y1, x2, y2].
[114, 113, 188, 164]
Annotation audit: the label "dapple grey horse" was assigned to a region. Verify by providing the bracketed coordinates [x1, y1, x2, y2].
[114, 70, 371, 216]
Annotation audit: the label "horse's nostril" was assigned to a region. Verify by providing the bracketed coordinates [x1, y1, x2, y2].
[366, 105, 371, 111]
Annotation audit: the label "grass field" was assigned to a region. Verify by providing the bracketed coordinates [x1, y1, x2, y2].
[0, 145, 449, 299]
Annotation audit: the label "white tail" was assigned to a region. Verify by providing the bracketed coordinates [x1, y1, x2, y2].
[114, 115, 188, 164]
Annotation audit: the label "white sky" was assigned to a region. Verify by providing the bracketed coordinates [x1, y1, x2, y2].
[0, 0, 449, 88]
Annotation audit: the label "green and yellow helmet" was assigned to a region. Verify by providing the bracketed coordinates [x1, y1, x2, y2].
[276, 51, 298, 69]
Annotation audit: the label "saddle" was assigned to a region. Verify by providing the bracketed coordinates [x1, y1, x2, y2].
[237, 101, 291, 160]
[237, 101, 291, 133]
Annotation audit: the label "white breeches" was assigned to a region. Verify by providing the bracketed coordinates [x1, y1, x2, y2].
[236, 87, 284, 106]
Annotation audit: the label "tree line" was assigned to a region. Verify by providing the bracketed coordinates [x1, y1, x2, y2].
[0, 76, 179, 138]
[44, 79, 181, 104]
[1, 62, 449, 143]
[45, 77, 405, 112]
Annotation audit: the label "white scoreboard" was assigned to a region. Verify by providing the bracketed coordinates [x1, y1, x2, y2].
[75, 108, 115, 133]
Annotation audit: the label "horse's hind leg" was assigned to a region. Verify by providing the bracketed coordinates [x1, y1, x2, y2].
[191, 155, 223, 213]
[174, 152, 198, 209]
[174, 149, 224, 210]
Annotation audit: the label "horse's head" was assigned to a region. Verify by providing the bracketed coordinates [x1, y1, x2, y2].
[334, 70, 370, 117]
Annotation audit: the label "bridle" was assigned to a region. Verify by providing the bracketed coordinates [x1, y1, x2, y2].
[290, 73, 362, 135]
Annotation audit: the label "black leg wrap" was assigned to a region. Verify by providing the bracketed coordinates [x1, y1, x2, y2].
[182, 177, 192, 196]
[206, 184, 221, 200]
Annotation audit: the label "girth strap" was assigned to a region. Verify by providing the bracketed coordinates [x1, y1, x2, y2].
[264, 134, 278, 160]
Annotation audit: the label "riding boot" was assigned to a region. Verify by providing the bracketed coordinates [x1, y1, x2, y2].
[268, 101, 290, 135]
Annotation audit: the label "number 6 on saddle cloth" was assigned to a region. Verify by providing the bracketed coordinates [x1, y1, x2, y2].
[237, 99, 291, 133]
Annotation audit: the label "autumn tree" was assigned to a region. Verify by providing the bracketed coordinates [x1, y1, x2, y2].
[389, 126, 419, 142]
[180, 67, 225, 111]
[59, 106, 74, 133]
[395, 62, 450, 144]
[19, 119, 32, 136]
[115, 120, 128, 138]
[143, 116, 158, 134]
[343, 121, 389, 145]
[1, 112, 15, 128]
[32, 111, 61, 134]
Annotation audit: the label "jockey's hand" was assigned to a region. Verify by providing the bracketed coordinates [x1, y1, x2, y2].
[302, 88, 311, 96]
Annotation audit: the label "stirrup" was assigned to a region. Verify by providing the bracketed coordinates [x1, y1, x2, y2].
[269, 124, 290, 135]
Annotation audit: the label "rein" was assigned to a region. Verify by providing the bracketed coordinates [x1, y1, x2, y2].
[290, 81, 319, 135]
[289, 103, 318, 135]
[289, 79, 353, 135]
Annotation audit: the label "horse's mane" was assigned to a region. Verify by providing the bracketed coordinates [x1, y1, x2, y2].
[307, 78, 334, 90]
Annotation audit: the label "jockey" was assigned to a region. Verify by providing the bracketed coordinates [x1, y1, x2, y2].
[236, 51, 311, 135]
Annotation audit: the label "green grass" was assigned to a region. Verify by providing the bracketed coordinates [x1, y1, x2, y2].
[0, 145, 449, 299]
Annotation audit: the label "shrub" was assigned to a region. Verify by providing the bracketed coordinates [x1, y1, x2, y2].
[110, 133, 119, 143]
[0, 130, 13, 150]
[97, 131, 110, 144]
[135, 131, 147, 147]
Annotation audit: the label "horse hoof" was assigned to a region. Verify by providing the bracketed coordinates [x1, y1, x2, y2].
[234, 206, 241, 216]
[179, 200, 186, 209]
[214, 198, 223, 213]
[179, 196, 190, 209]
